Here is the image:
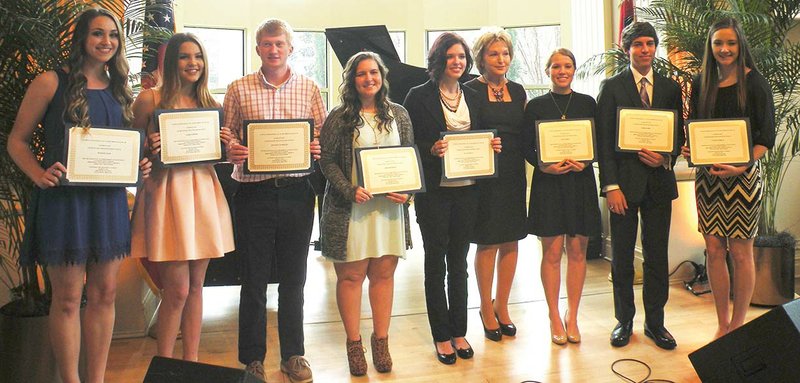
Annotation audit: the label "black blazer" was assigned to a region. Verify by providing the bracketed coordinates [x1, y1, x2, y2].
[596, 68, 684, 204]
[403, 80, 483, 192]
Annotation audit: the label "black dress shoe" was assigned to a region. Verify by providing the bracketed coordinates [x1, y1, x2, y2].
[644, 324, 677, 350]
[451, 338, 474, 359]
[610, 320, 633, 347]
[480, 311, 502, 342]
[434, 341, 456, 365]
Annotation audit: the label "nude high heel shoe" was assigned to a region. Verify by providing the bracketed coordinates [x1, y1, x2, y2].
[565, 310, 581, 343]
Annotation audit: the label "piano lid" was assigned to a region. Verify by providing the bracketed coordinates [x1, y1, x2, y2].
[325, 25, 400, 66]
[325, 25, 429, 104]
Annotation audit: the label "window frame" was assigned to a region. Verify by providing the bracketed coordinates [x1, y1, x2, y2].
[504, 23, 562, 100]
[183, 26, 246, 96]
[388, 30, 406, 63]
[290, 30, 330, 109]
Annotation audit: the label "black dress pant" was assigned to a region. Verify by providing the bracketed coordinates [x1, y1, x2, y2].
[610, 192, 671, 328]
[235, 178, 315, 364]
[414, 185, 478, 342]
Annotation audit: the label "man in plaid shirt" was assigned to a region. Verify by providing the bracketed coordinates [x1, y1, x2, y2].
[224, 18, 326, 383]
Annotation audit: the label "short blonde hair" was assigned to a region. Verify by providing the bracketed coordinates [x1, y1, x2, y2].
[472, 27, 514, 74]
[255, 18, 294, 45]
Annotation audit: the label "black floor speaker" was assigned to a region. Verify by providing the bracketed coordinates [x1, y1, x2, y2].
[143, 356, 262, 383]
[689, 298, 800, 382]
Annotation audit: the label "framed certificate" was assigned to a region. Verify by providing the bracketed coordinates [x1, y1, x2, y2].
[242, 119, 314, 174]
[154, 108, 223, 166]
[686, 118, 752, 167]
[535, 118, 596, 165]
[62, 125, 143, 187]
[355, 145, 425, 195]
[615, 107, 678, 154]
[439, 130, 498, 181]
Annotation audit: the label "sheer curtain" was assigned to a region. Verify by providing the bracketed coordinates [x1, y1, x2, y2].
[570, 0, 607, 97]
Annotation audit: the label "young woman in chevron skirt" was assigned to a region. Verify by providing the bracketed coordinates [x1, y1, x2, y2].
[681, 17, 775, 340]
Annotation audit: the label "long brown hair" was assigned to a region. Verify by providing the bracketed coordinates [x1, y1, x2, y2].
[63, 7, 133, 126]
[697, 17, 755, 118]
[337, 52, 392, 138]
[427, 32, 473, 83]
[158, 33, 219, 110]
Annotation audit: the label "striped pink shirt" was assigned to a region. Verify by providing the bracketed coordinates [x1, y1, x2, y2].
[223, 68, 327, 182]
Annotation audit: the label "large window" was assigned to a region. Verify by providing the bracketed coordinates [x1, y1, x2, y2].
[289, 31, 329, 108]
[184, 27, 245, 97]
[425, 26, 561, 89]
[506, 25, 561, 99]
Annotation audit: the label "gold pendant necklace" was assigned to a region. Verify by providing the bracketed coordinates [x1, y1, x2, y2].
[549, 91, 573, 120]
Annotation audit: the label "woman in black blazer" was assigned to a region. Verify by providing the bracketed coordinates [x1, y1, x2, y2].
[403, 32, 500, 365]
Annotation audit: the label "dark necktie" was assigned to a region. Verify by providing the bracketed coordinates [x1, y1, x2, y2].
[640, 77, 651, 108]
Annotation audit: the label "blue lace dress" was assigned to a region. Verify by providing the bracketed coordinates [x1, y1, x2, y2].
[20, 70, 131, 266]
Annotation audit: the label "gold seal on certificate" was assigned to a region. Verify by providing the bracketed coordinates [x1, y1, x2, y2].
[155, 108, 223, 166]
[63, 126, 142, 186]
[440, 130, 497, 181]
[616, 108, 678, 154]
[355, 145, 425, 194]
[242, 119, 314, 174]
[687, 118, 752, 166]
[535, 119, 596, 165]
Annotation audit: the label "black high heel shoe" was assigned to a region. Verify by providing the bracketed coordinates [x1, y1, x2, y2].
[479, 311, 502, 342]
[495, 313, 517, 337]
[492, 299, 517, 336]
[451, 338, 474, 359]
[434, 341, 456, 365]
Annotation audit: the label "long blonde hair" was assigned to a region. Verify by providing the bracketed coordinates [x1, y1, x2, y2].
[63, 7, 133, 127]
[158, 33, 218, 110]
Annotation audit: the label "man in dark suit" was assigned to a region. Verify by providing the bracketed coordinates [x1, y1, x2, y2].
[596, 22, 684, 350]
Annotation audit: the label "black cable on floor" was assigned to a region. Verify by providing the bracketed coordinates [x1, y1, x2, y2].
[667, 259, 696, 277]
[611, 358, 675, 383]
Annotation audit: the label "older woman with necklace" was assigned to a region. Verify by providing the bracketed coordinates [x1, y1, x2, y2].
[463, 27, 527, 342]
[522, 48, 601, 346]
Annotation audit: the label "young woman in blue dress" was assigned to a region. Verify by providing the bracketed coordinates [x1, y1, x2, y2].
[7, 7, 150, 383]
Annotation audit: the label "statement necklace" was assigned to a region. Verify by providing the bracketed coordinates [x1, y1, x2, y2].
[483, 75, 507, 102]
[549, 91, 574, 120]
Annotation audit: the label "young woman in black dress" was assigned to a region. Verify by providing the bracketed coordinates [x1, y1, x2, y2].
[522, 48, 601, 345]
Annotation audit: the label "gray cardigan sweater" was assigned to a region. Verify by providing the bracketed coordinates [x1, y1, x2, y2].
[319, 102, 415, 261]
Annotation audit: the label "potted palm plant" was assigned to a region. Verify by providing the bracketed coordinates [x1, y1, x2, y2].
[580, 0, 800, 304]
[0, 1, 170, 381]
